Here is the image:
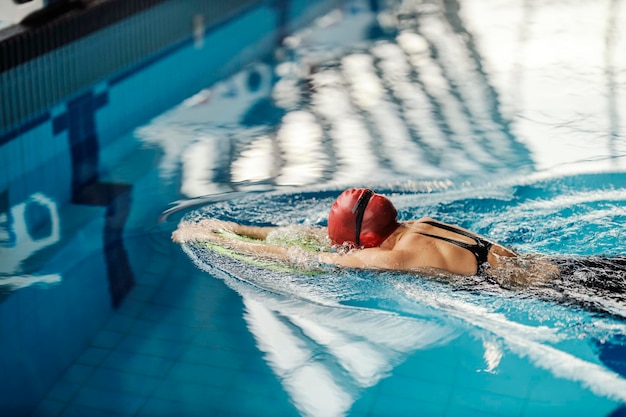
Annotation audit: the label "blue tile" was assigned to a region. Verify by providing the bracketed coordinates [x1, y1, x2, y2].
[133, 266, 167, 287]
[166, 362, 236, 387]
[52, 114, 68, 135]
[127, 285, 157, 302]
[395, 347, 458, 386]
[94, 91, 109, 109]
[0, 298, 18, 339]
[103, 313, 137, 333]
[60, 403, 133, 417]
[61, 364, 95, 384]
[456, 368, 533, 401]
[71, 386, 146, 415]
[369, 392, 446, 417]
[76, 347, 110, 366]
[50, 103, 67, 118]
[117, 334, 185, 360]
[525, 373, 586, 404]
[201, 315, 241, 333]
[129, 318, 198, 343]
[192, 328, 255, 352]
[227, 368, 282, 397]
[241, 353, 275, 377]
[378, 372, 451, 404]
[138, 395, 220, 417]
[30, 398, 66, 417]
[221, 388, 298, 417]
[445, 404, 503, 417]
[449, 387, 524, 417]
[152, 380, 229, 406]
[136, 397, 188, 417]
[86, 367, 161, 397]
[90, 330, 124, 349]
[522, 396, 617, 417]
[17, 286, 40, 318]
[139, 303, 181, 324]
[102, 350, 174, 377]
[0, 342, 6, 392]
[139, 304, 209, 327]
[180, 345, 244, 369]
[0, 113, 50, 146]
[350, 390, 377, 417]
[151, 285, 222, 312]
[117, 299, 146, 317]
[46, 380, 81, 401]
[454, 348, 538, 401]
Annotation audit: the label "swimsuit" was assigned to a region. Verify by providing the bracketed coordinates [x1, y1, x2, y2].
[537, 256, 626, 318]
[417, 220, 494, 274]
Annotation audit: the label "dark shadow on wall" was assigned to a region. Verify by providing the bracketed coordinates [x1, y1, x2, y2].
[54, 89, 136, 308]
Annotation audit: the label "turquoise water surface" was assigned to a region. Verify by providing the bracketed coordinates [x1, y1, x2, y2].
[2, 0, 626, 416]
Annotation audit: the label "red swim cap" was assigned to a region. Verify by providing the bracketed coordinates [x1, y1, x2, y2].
[328, 188, 400, 248]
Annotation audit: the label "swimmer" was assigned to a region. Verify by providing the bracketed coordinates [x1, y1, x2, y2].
[172, 188, 564, 285]
[173, 188, 626, 317]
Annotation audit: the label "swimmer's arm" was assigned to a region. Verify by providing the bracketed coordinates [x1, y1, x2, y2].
[318, 248, 408, 270]
[221, 238, 296, 261]
[172, 219, 277, 242]
[224, 222, 277, 240]
[172, 220, 295, 261]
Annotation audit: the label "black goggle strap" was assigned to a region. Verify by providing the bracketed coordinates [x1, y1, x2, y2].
[351, 189, 374, 247]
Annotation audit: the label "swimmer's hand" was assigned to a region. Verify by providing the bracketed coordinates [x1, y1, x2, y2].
[172, 219, 231, 244]
[173, 219, 314, 267]
[172, 219, 277, 243]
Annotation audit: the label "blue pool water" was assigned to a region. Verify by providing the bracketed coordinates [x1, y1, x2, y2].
[2, 0, 626, 416]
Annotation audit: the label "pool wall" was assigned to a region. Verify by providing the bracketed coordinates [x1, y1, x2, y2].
[0, 0, 343, 414]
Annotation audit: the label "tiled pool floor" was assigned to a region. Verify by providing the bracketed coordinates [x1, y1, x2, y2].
[30, 229, 300, 417]
[27, 220, 626, 417]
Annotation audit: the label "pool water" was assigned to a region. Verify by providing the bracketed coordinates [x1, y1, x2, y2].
[3, 0, 626, 416]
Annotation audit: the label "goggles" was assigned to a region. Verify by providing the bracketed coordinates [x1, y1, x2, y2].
[351, 189, 374, 247]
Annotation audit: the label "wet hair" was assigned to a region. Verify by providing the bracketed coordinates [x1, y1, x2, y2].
[328, 188, 400, 248]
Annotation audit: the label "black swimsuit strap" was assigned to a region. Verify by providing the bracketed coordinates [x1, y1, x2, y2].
[421, 220, 488, 242]
[418, 232, 477, 251]
[419, 221, 493, 272]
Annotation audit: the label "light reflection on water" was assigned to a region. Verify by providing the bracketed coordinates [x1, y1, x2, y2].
[181, 174, 626, 416]
[148, 2, 626, 413]
[1, 1, 625, 415]
[138, 1, 525, 193]
[462, 0, 626, 170]
[138, 0, 626, 195]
